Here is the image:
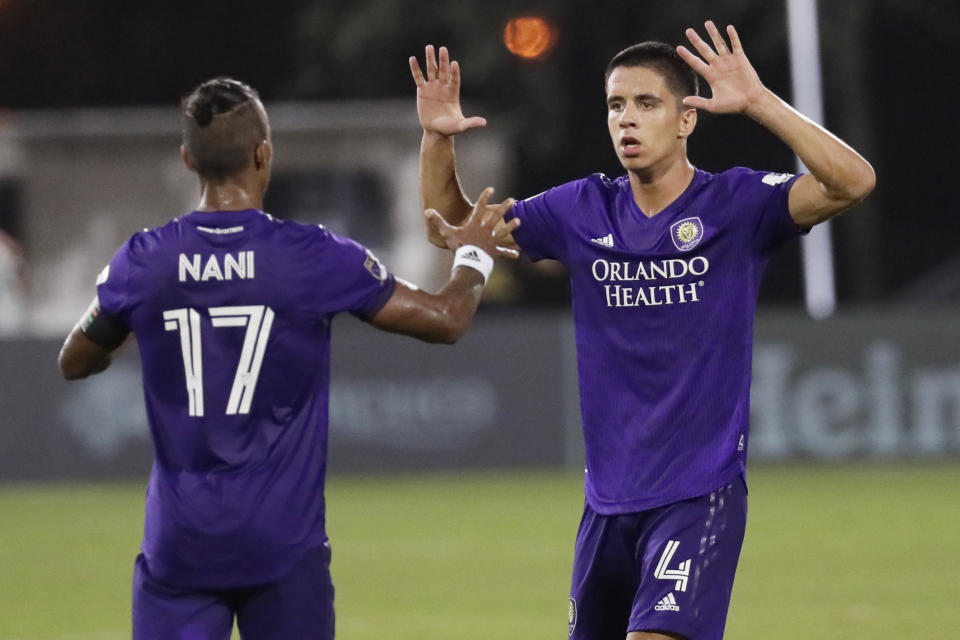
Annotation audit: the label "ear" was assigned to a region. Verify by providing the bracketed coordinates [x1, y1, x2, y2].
[678, 107, 697, 139]
[180, 145, 196, 172]
[253, 140, 272, 172]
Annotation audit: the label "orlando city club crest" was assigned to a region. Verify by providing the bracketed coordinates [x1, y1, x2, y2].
[568, 598, 577, 636]
[669, 216, 704, 252]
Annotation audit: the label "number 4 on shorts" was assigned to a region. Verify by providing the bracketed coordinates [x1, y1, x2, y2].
[654, 540, 691, 592]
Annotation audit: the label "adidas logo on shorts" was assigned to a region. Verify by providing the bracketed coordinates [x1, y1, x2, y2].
[654, 592, 680, 612]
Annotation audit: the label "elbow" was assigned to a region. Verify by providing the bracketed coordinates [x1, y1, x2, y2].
[431, 319, 469, 345]
[440, 324, 469, 344]
[58, 353, 89, 380]
[847, 163, 877, 203]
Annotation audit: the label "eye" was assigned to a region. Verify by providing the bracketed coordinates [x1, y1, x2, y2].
[640, 100, 655, 109]
[609, 101, 624, 112]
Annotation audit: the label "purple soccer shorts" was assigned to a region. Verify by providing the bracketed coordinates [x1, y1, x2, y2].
[568, 476, 748, 640]
[133, 543, 334, 640]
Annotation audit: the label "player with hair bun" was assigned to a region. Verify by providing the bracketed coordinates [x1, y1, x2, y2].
[58, 76, 520, 639]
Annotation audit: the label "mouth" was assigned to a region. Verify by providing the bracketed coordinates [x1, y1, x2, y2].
[620, 136, 641, 157]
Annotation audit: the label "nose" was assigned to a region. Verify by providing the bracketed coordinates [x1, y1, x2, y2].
[619, 102, 638, 128]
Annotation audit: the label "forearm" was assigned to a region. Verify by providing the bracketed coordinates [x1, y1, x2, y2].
[370, 269, 484, 344]
[420, 132, 473, 246]
[746, 89, 876, 202]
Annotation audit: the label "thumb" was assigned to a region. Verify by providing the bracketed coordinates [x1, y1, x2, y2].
[457, 116, 487, 133]
[423, 208, 453, 239]
[682, 96, 710, 110]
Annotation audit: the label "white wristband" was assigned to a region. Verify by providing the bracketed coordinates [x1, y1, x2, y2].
[452, 245, 494, 284]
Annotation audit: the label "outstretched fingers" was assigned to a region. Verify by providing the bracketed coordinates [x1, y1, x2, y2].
[438, 46, 451, 83]
[676, 45, 710, 77]
[684, 27, 716, 62]
[450, 60, 462, 90]
[425, 44, 439, 81]
[495, 216, 521, 240]
[410, 45, 455, 87]
[479, 197, 515, 228]
[471, 187, 494, 224]
[704, 20, 729, 55]
[726, 24, 744, 55]
[409, 56, 426, 87]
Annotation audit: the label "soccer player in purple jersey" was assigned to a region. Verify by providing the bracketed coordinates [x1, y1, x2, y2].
[57, 77, 520, 640]
[410, 21, 875, 640]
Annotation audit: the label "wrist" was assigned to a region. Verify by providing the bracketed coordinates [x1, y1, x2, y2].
[452, 245, 493, 284]
[744, 87, 781, 122]
[422, 129, 455, 144]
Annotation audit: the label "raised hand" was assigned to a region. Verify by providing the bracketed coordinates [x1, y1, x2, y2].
[410, 45, 487, 137]
[676, 21, 767, 114]
[423, 187, 521, 259]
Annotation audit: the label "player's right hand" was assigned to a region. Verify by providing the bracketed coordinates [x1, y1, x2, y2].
[410, 45, 487, 137]
[424, 187, 520, 259]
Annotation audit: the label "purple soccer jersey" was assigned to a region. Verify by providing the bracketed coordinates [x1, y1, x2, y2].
[506, 167, 804, 514]
[96, 208, 395, 588]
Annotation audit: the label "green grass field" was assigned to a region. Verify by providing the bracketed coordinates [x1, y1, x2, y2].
[1, 466, 958, 639]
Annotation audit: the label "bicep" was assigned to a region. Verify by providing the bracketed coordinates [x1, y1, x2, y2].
[58, 297, 130, 379]
[58, 326, 119, 380]
[787, 173, 860, 228]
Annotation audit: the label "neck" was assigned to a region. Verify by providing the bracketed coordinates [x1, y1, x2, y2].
[627, 156, 695, 217]
[195, 176, 263, 212]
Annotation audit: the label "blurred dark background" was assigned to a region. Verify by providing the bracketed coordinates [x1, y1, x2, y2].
[0, 0, 957, 306]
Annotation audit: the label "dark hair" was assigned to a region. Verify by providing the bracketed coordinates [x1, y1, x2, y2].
[604, 42, 698, 107]
[181, 77, 269, 179]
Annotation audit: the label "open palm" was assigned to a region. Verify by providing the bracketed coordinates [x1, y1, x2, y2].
[676, 22, 766, 114]
[409, 45, 487, 136]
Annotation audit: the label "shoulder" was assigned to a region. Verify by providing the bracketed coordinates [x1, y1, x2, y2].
[521, 173, 621, 212]
[118, 219, 179, 260]
[559, 172, 621, 198]
[271, 219, 372, 264]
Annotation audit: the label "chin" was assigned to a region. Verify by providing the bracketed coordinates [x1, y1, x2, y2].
[619, 156, 652, 172]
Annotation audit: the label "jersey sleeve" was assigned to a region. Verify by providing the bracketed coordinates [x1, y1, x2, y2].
[745, 169, 808, 256]
[312, 228, 397, 320]
[95, 235, 140, 328]
[504, 179, 585, 263]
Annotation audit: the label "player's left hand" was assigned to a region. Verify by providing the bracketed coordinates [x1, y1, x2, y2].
[676, 21, 767, 114]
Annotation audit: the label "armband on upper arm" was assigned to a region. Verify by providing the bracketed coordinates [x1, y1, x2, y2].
[80, 297, 130, 349]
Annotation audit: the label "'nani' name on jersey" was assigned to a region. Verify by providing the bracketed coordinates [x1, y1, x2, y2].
[592, 257, 708, 308]
[179, 251, 255, 282]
